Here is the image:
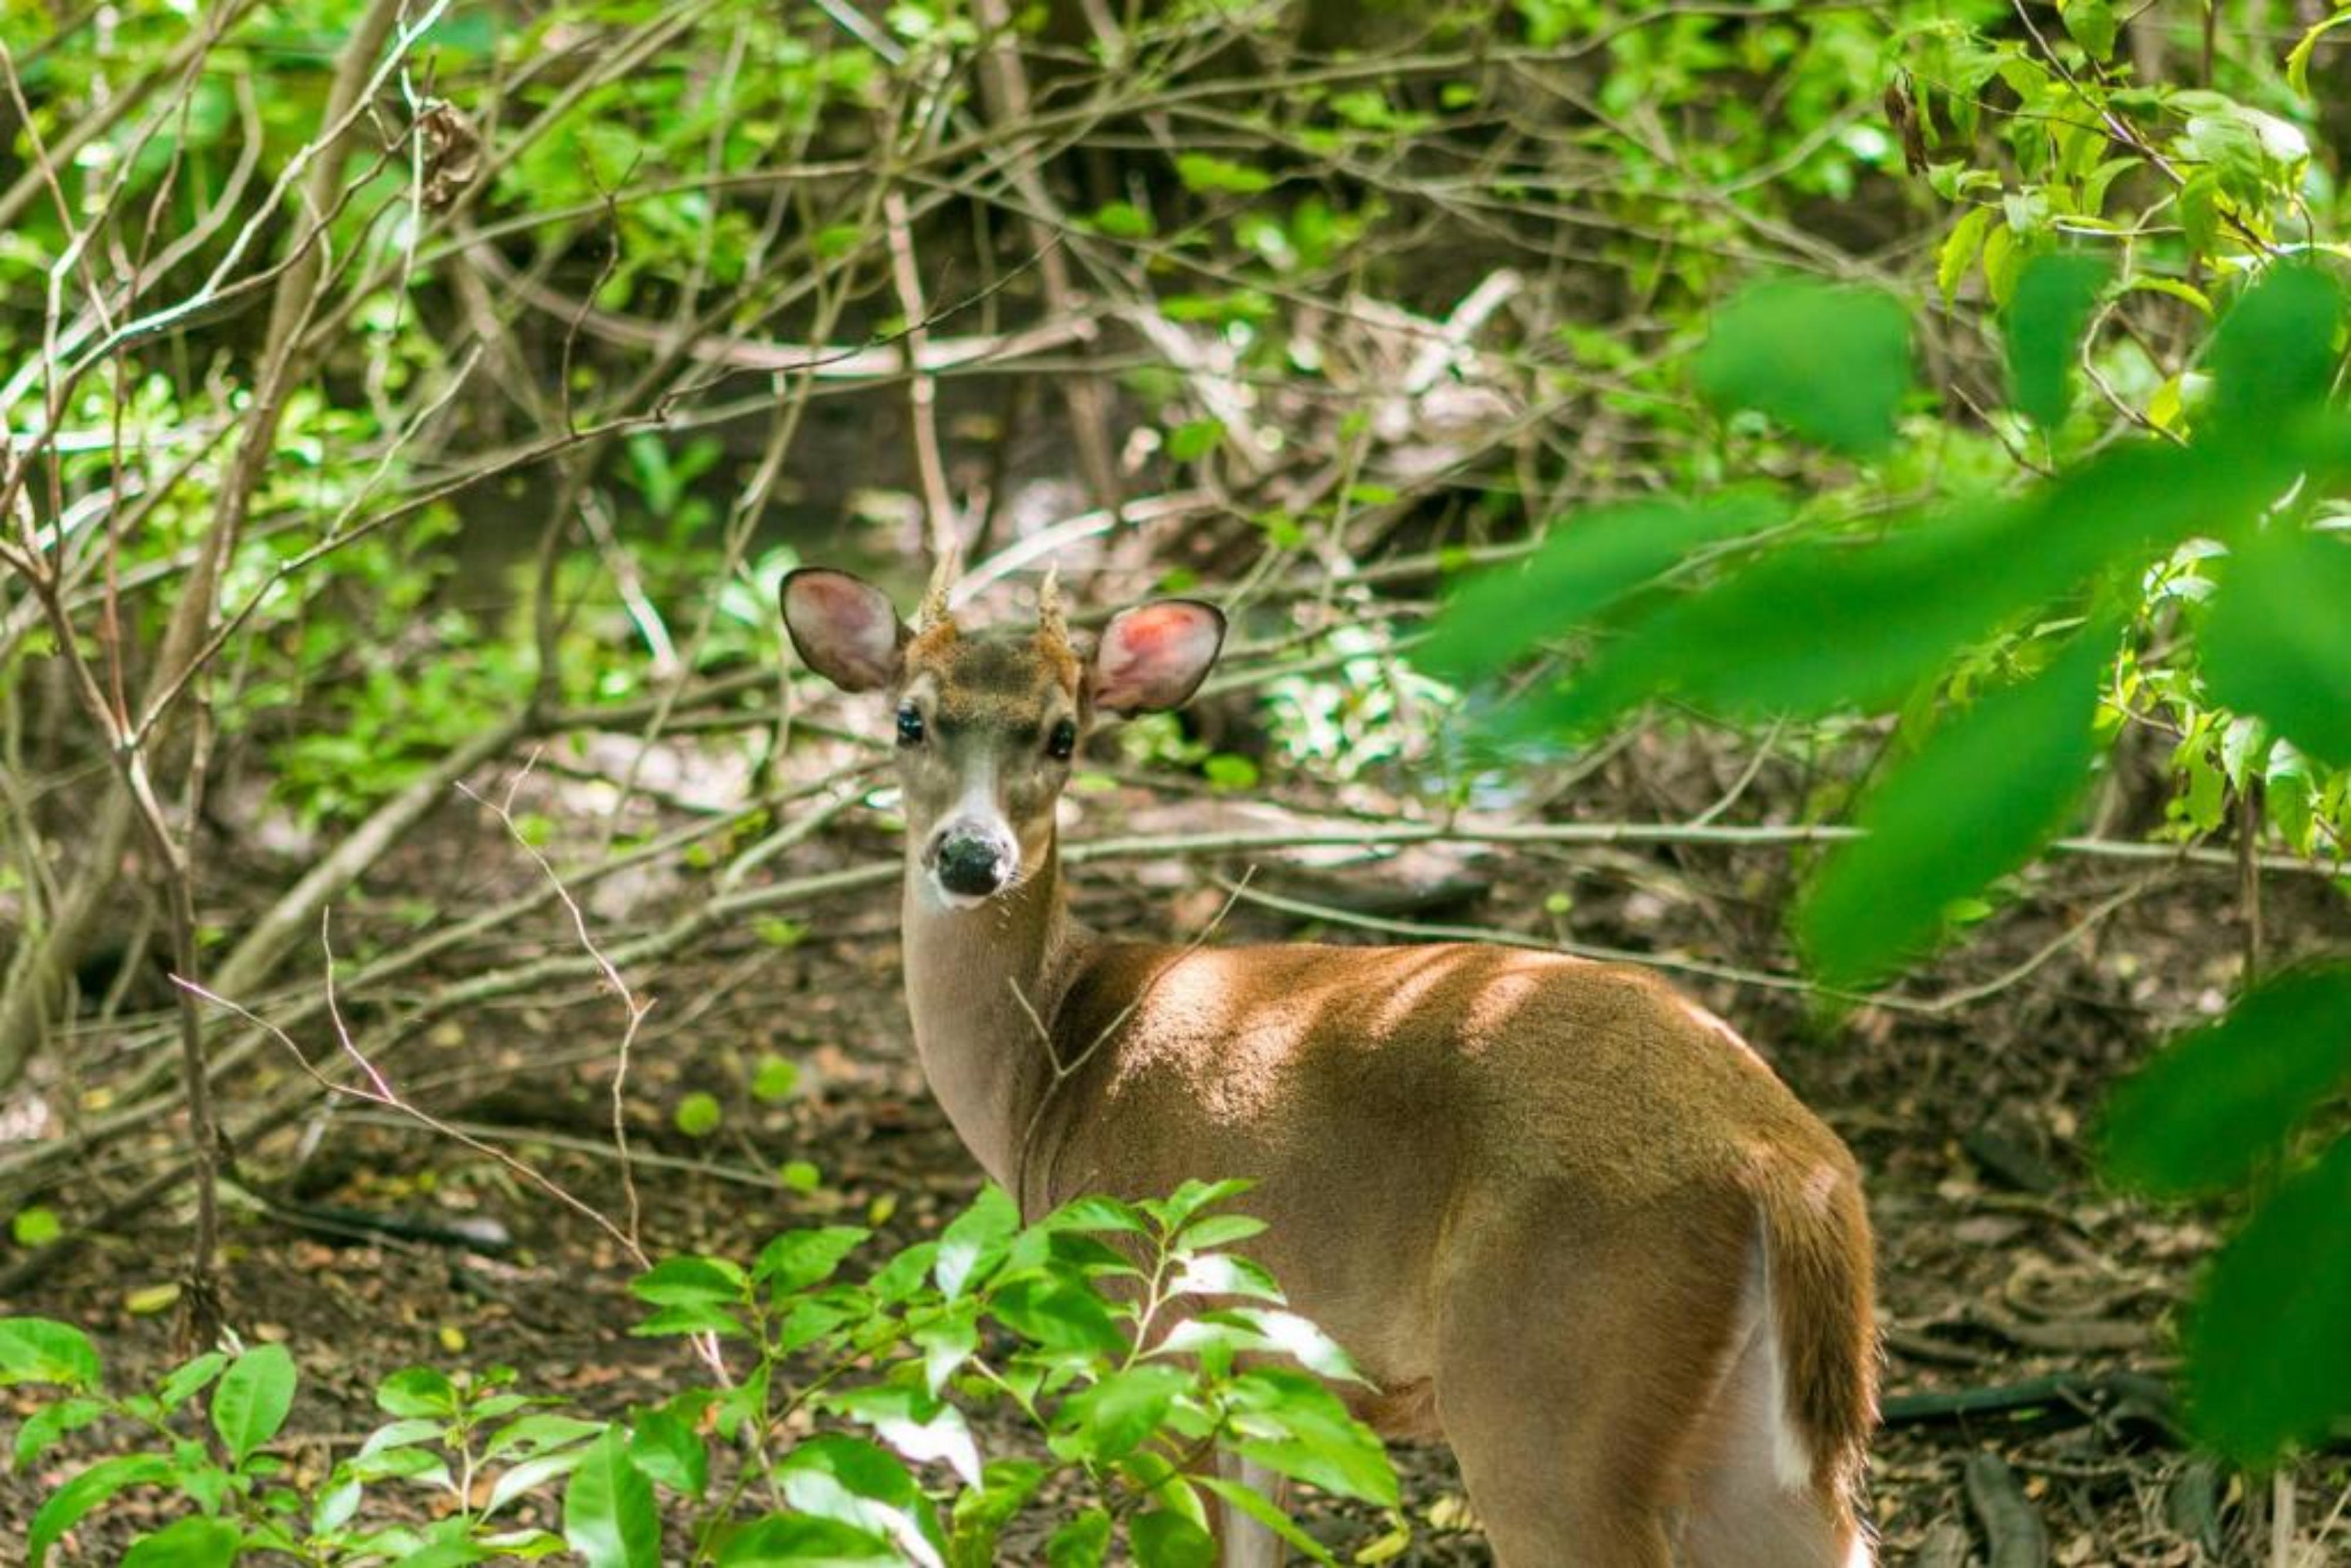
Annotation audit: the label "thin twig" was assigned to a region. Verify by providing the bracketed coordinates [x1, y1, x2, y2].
[172, 974, 649, 1269]
[1010, 870, 1256, 1217]
[461, 759, 654, 1255]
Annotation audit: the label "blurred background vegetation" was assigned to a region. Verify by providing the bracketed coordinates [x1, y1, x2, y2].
[2, 0, 2348, 1561]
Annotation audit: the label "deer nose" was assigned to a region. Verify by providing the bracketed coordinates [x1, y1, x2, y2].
[933, 828, 1009, 897]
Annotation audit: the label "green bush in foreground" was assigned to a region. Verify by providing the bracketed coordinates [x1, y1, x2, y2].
[1, 1182, 1396, 1566]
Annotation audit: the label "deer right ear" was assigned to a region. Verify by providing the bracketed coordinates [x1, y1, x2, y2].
[1090, 599, 1226, 715]
[781, 568, 907, 692]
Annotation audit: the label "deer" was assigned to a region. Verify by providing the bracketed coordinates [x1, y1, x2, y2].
[779, 564, 1878, 1567]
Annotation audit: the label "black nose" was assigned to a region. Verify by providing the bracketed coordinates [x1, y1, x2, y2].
[936, 834, 1006, 897]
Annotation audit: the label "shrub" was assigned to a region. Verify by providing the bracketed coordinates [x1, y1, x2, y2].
[2, 1182, 1396, 1566]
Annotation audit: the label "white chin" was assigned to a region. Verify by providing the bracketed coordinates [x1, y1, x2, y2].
[926, 877, 993, 911]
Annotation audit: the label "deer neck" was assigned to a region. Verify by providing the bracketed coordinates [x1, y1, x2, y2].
[900, 833, 1090, 1196]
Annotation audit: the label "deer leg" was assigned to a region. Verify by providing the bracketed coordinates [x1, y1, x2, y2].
[1674, 1262, 1872, 1568]
[1431, 1205, 1747, 1567]
[1210, 1451, 1288, 1568]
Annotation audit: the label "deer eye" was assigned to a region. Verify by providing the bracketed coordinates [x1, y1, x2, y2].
[896, 705, 925, 746]
[1047, 719, 1078, 761]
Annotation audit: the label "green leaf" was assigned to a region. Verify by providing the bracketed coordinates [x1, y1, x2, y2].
[1422, 494, 1785, 682]
[484, 1412, 607, 1462]
[1151, 1178, 1255, 1231]
[1174, 1214, 1268, 1253]
[12, 1205, 61, 1247]
[376, 1366, 458, 1419]
[1087, 200, 1156, 239]
[772, 1434, 942, 1561]
[2203, 528, 2351, 768]
[629, 1256, 746, 1307]
[1937, 206, 1993, 307]
[1046, 1508, 1113, 1568]
[1170, 1253, 1283, 1302]
[630, 1302, 748, 1338]
[2267, 742, 2316, 851]
[754, 918, 808, 949]
[392, 1538, 493, 1568]
[2178, 172, 2223, 260]
[718, 1516, 900, 1566]
[2099, 966, 2351, 1198]
[1226, 1368, 1399, 1507]
[1174, 155, 1272, 195]
[627, 1409, 708, 1499]
[2005, 253, 2108, 427]
[0, 1318, 103, 1392]
[1529, 457, 2165, 732]
[827, 1385, 984, 1487]
[990, 1277, 1128, 1356]
[754, 1227, 869, 1294]
[935, 1185, 1019, 1301]
[1161, 1306, 1365, 1383]
[1131, 1509, 1218, 1568]
[562, 1427, 661, 1568]
[868, 1241, 939, 1305]
[675, 1091, 724, 1138]
[751, 1054, 801, 1102]
[1797, 622, 2111, 983]
[210, 1343, 297, 1464]
[1043, 1195, 1147, 1235]
[312, 1474, 361, 1535]
[2287, 10, 2351, 95]
[948, 1459, 1047, 1563]
[1692, 279, 1913, 456]
[2207, 266, 2344, 443]
[120, 1516, 240, 1568]
[1167, 420, 1223, 462]
[12, 1396, 108, 1468]
[2182, 1134, 2351, 1463]
[30, 1453, 175, 1564]
[156, 1352, 229, 1412]
[358, 1416, 448, 1460]
[912, 1301, 979, 1397]
[1051, 1363, 1190, 1462]
[2058, 0, 2117, 60]
[1197, 1474, 1335, 1565]
[485, 1447, 591, 1516]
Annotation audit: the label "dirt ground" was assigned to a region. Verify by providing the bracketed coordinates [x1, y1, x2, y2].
[3, 741, 2347, 1564]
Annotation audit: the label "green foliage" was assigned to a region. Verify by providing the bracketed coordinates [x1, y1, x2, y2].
[1418, 495, 1785, 686]
[0, 1318, 104, 1393]
[2202, 527, 2351, 769]
[2098, 967, 2351, 1201]
[674, 1091, 725, 1139]
[2180, 1137, 2351, 1466]
[1433, 253, 2351, 1459]
[1797, 619, 2112, 984]
[2004, 254, 2108, 428]
[1692, 280, 1912, 455]
[209, 1345, 297, 1466]
[1, 1184, 1394, 1563]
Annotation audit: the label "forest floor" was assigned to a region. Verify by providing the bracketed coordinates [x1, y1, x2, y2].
[4, 739, 2347, 1565]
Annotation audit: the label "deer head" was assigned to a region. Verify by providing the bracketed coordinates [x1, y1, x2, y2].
[781, 567, 1226, 910]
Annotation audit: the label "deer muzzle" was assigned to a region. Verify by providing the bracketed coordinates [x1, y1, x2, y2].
[929, 821, 1014, 901]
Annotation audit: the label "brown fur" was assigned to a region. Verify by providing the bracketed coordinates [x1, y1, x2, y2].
[779, 574, 1880, 1566]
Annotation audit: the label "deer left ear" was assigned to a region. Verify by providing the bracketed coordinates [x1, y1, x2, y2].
[781, 568, 907, 693]
[1090, 599, 1225, 715]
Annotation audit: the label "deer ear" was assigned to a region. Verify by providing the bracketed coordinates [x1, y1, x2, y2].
[781, 568, 907, 692]
[1090, 599, 1225, 715]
